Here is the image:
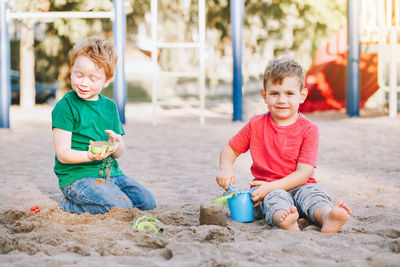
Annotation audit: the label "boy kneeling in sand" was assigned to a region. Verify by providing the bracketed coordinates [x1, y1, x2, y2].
[216, 57, 351, 232]
[52, 37, 156, 214]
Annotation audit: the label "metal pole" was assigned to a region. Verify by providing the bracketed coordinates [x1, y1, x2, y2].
[389, 27, 397, 118]
[346, 0, 360, 117]
[151, 0, 158, 125]
[0, 0, 10, 128]
[113, 0, 126, 124]
[199, 0, 205, 125]
[231, 0, 243, 121]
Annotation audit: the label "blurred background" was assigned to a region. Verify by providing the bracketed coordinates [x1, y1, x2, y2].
[7, 0, 346, 106]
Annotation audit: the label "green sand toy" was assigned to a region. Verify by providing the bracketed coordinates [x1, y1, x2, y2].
[211, 185, 237, 205]
[132, 216, 164, 235]
[211, 192, 236, 205]
[89, 141, 115, 154]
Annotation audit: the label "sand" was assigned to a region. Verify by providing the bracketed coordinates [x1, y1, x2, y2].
[1, 97, 400, 266]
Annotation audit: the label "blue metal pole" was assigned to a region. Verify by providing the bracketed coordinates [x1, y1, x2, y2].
[113, 0, 126, 124]
[0, 0, 11, 128]
[346, 0, 360, 117]
[231, 0, 244, 121]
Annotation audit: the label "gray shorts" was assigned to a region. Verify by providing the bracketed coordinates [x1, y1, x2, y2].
[254, 184, 332, 227]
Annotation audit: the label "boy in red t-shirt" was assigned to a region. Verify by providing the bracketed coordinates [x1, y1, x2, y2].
[216, 57, 351, 232]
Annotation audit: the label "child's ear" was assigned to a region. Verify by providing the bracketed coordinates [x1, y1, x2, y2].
[104, 78, 113, 88]
[300, 87, 308, 103]
[260, 89, 267, 102]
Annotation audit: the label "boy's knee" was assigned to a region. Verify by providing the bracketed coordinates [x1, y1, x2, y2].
[295, 184, 332, 206]
[263, 189, 293, 211]
[270, 188, 287, 195]
[265, 189, 289, 201]
[93, 198, 133, 214]
[100, 192, 135, 211]
[113, 199, 134, 209]
[136, 191, 156, 210]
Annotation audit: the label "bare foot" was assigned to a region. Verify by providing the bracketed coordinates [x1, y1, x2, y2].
[280, 206, 300, 231]
[321, 199, 351, 233]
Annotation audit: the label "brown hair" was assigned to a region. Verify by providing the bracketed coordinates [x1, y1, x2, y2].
[70, 37, 117, 81]
[263, 57, 305, 91]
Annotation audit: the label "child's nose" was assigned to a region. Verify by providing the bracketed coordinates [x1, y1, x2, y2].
[80, 76, 89, 86]
[277, 94, 287, 102]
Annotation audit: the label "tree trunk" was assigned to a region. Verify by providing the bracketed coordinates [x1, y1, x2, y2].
[19, 19, 35, 107]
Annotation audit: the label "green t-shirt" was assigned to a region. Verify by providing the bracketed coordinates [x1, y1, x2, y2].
[52, 91, 125, 188]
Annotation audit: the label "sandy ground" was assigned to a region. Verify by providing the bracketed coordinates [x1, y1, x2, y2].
[1, 97, 400, 266]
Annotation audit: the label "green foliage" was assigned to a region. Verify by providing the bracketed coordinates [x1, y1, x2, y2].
[207, 0, 230, 40]
[9, 0, 40, 12]
[9, 0, 346, 98]
[9, 0, 115, 86]
[205, 0, 346, 66]
[102, 82, 150, 102]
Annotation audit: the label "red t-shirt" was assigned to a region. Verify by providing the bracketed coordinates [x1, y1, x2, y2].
[229, 112, 319, 184]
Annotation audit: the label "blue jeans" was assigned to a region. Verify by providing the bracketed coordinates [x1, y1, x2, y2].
[59, 175, 156, 215]
[254, 184, 332, 227]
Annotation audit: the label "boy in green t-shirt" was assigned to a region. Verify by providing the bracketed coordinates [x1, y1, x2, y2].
[52, 37, 156, 214]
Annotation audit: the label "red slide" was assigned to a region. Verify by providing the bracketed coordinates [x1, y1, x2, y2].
[300, 28, 379, 112]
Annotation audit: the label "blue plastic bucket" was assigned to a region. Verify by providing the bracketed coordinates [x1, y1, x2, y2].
[227, 190, 254, 223]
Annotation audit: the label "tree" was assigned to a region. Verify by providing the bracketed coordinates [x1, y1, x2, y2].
[9, 0, 347, 103]
[9, 1, 42, 107]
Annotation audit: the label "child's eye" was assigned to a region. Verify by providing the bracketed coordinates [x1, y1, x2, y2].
[269, 92, 278, 95]
[74, 72, 82, 77]
[90, 76, 99, 82]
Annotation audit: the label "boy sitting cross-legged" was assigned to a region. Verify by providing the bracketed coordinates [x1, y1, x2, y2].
[216, 57, 351, 232]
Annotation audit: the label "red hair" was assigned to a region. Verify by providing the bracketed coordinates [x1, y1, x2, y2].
[70, 37, 117, 80]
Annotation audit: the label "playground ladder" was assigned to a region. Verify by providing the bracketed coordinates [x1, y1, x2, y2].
[361, 0, 400, 117]
[150, 0, 206, 124]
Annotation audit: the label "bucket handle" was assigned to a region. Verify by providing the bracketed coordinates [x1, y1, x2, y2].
[211, 192, 236, 205]
[211, 185, 255, 205]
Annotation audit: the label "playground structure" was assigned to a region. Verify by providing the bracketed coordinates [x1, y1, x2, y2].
[301, 0, 400, 118]
[1, 1, 399, 129]
[0, 0, 127, 128]
[231, 0, 244, 121]
[0, 0, 207, 128]
[375, 0, 400, 117]
[150, 0, 206, 125]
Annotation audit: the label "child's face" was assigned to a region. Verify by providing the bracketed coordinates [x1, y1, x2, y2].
[70, 56, 110, 101]
[261, 76, 308, 125]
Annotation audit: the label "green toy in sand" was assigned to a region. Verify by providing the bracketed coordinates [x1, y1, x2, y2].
[132, 216, 164, 235]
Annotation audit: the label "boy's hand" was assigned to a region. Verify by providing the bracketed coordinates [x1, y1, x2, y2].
[105, 129, 125, 158]
[250, 180, 273, 207]
[87, 130, 122, 161]
[87, 140, 114, 161]
[216, 168, 235, 190]
[105, 129, 122, 153]
[87, 146, 111, 161]
[105, 129, 122, 144]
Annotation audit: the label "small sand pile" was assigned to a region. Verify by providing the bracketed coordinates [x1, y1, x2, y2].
[199, 202, 227, 227]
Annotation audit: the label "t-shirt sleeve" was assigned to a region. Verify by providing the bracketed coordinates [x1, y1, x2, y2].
[51, 99, 74, 132]
[113, 102, 125, 135]
[297, 124, 319, 168]
[229, 122, 251, 154]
